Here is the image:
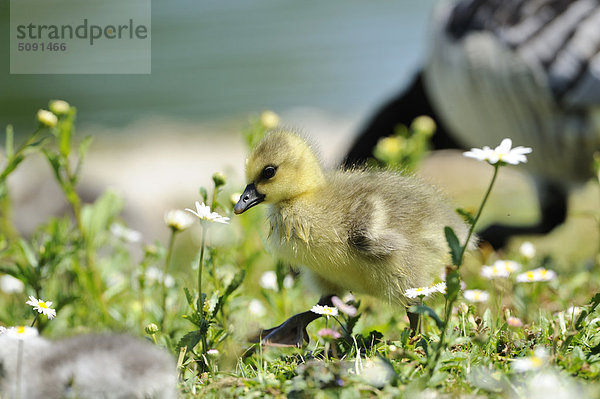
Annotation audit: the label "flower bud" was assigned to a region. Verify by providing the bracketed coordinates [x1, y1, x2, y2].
[49, 99, 70, 115]
[37, 109, 57, 128]
[212, 172, 226, 188]
[260, 110, 279, 129]
[411, 115, 436, 136]
[145, 323, 159, 335]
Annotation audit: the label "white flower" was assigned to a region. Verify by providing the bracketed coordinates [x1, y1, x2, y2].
[431, 282, 447, 294]
[463, 138, 532, 165]
[248, 299, 266, 317]
[495, 259, 521, 273]
[310, 305, 338, 318]
[331, 295, 358, 316]
[26, 296, 57, 319]
[463, 289, 489, 303]
[49, 99, 70, 115]
[556, 306, 582, 320]
[164, 209, 195, 232]
[37, 109, 57, 127]
[5, 326, 39, 339]
[206, 349, 219, 356]
[110, 223, 143, 243]
[283, 274, 294, 289]
[0, 326, 6, 335]
[512, 347, 548, 372]
[0, 274, 24, 293]
[260, 110, 280, 129]
[259, 271, 278, 291]
[519, 241, 536, 259]
[516, 267, 556, 283]
[185, 201, 230, 224]
[404, 286, 433, 299]
[145, 267, 174, 288]
[507, 316, 523, 327]
[480, 260, 521, 279]
[318, 328, 341, 339]
[481, 265, 510, 279]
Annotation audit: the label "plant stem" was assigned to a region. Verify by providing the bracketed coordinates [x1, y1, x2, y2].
[161, 230, 177, 330]
[198, 225, 207, 303]
[428, 164, 500, 376]
[30, 314, 39, 327]
[197, 224, 209, 358]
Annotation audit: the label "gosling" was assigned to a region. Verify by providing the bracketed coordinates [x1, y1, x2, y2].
[0, 333, 177, 399]
[235, 131, 471, 347]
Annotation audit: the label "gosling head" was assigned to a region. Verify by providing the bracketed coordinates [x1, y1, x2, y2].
[234, 131, 325, 214]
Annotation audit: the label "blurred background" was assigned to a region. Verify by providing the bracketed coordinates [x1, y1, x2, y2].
[1, 0, 597, 260]
[1, 1, 436, 233]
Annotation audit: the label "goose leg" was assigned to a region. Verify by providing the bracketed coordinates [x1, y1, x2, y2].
[479, 179, 567, 248]
[249, 295, 333, 347]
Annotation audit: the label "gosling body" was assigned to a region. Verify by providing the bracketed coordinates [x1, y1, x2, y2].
[267, 169, 468, 305]
[236, 131, 470, 306]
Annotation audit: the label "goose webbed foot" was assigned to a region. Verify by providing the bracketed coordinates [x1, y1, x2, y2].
[249, 295, 334, 347]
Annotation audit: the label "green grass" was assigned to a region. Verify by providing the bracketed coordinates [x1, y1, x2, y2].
[1, 104, 600, 398]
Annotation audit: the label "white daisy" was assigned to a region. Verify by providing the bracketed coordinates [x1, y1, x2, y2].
[507, 316, 523, 327]
[516, 268, 556, 283]
[331, 295, 357, 316]
[463, 289, 489, 303]
[206, 349, 219, 356]
[310, 305, 338, 318]
[5, 326, 39, 339]
[25, 296, 57, 319]
[519, 241, 536, 259]
[404, 286, 433, 298]
[481, 265, 510, 279]
[431, 282, 447, 294]
[464, 138, 532, 165]
[259, 271, 278, 291]
[164, 209, 195, 232]
[248, 299, 266, 317]
[110, 223, 143, 243]
[512, 347, 548, 372]
[185, 201, 230, 224]
[0, 274, 24, 293]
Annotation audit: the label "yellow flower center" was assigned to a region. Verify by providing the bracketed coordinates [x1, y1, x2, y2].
[530, 356, 543, 368]
[38, 301, 48, 309]
[527, 272, 535, 279]
[17, 326, 25, 334]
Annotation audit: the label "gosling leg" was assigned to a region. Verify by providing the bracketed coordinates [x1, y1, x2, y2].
[249, 295, 334, 347]
[407, 309, 420, 336]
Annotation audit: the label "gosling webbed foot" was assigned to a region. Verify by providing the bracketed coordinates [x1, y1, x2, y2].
[249, 311, 319, 347]
[249, 295, 334, 347]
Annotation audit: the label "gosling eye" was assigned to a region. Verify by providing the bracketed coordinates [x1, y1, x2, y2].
[261, 165, 277, 180]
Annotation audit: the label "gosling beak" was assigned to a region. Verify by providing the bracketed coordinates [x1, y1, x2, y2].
[234, 183, 265, 214]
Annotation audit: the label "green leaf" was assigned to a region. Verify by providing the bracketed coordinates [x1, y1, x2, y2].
[444, 226, 462, 266]
[183, 287, 195, 310]
[177, 328, 206, 351]
[408, 304, 443, 329]
[5, 125, 14, 158]
[18, 239, 38, 268]
[456, 208, 475, 226]
[224, 269, 245, 298]
[206, 291, 219, 318]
